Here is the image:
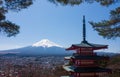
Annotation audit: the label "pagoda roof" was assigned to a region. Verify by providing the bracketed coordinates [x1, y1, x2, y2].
[63, 66, 111, 73]
[66, 41, 108, 50]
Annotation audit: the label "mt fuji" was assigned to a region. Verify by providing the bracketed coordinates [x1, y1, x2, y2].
[0, 39, 70, 56]
[32, 39, 62, 48]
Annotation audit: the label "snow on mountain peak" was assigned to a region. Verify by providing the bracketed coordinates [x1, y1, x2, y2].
[32, 39, 62, 48]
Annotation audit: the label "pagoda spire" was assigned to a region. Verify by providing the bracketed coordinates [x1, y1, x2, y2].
[82, 15, 87, 43]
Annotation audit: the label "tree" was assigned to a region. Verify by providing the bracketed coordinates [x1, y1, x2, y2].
[49, 0, 120, 39]
[89, 6, 120, 39]
[0, 0, 33, 37]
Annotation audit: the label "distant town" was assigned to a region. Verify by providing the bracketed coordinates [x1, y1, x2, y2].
[0, 55, 67, 77]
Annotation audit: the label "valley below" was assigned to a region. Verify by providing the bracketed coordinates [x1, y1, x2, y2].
[0, 54, 120, 77]
[0, 55, 67, 77]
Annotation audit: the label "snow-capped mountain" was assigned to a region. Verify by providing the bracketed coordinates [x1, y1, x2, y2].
[0, 39, 70, 56]
[32, 39, 62, 48]
[0, 39, 118, 56]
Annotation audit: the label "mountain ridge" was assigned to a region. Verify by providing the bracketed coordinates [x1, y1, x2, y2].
[0, 39, 119, 56]
[0, 39, 70, 55]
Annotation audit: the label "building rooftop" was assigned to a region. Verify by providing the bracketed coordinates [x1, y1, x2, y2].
[63, 66, 111, 73]
[66, 41, 108, 50]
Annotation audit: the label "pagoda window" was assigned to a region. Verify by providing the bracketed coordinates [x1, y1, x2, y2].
[78, 61, 81, 65]
[96, 72, 108, 76]
[80, 73, 95, 76]
[75, 60, 78, 65]
[73, 73, 80, 77]
[73, 73, 77, 76]
[76, 49, 81, 54]
[80, 60, 94, 65]
[80, 48, 93, 51]
[75, 60, 81, 65]
[77, 73, 80, 77]
[80, 51, 94, 55]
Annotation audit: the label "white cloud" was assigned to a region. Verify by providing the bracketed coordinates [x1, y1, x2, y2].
[0, 44, 23, 50]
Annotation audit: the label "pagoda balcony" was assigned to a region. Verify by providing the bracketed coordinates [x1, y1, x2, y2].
[73, 53, 97, 56]
[74, 64, 98, 67]
[60, 76, 74, 77]
[72, 54, 108, 60]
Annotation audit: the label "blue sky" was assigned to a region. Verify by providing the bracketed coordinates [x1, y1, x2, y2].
[0, 0, 120, 53]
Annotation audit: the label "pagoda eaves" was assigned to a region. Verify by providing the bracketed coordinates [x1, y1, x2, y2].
[66, 41, 108, 50]
[63, 66, 111, 73]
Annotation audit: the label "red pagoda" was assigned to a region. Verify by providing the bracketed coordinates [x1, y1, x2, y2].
[61, 16, 111, 77]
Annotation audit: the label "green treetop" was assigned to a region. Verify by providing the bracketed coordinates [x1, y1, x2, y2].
[0, 0, 33, 37]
